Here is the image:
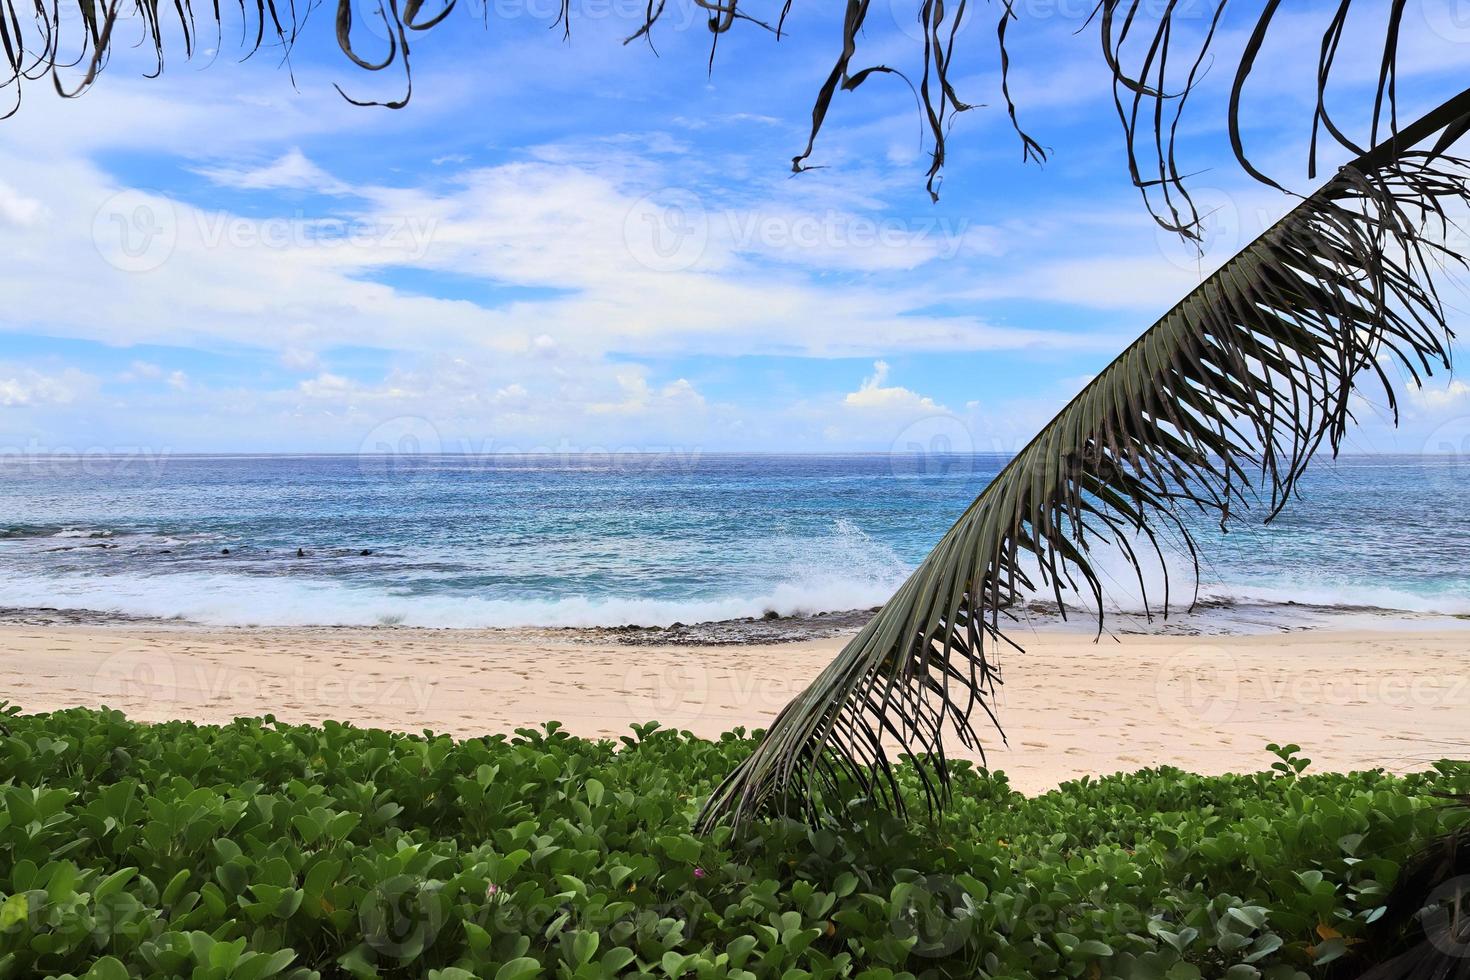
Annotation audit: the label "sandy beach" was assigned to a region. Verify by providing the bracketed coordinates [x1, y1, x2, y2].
[1, 623, 1464, 794]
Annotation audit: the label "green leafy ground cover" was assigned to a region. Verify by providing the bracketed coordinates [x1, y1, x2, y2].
[0, 704, 1465, 979]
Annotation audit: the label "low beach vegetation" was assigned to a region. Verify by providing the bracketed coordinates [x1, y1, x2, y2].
[0, 706, 1465, 979]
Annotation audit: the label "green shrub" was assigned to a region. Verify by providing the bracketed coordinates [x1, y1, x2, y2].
[0, 703, 1465, 979]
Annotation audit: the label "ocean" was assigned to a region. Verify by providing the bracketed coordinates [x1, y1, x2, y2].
[0, 453, 1467, 632]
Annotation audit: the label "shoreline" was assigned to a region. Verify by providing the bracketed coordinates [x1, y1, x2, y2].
[2, 621, 1465, 795]
[2, 595, 1467, 641]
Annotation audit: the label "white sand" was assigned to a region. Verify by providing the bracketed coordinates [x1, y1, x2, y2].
[1, 624, 1466, 793]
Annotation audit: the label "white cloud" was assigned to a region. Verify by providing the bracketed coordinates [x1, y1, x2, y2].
[494, 383, 529, 405]
[120, 360, 164, 381]
[297, 372, 355, 398]
[194, 149, 352, 195]
[7, 32, 1462, 455]
[977, 255, 1210, 312]
[280, 348, 321, 372]
[0, 367, 94, 407]
[843, 360, 945, 414]
[588, 372, 707, 416]
[0, 100, 1096, 365]
[660, 378, 706, 408]
[1409, 379, 1470, 413]
[0, 180, 44, 227]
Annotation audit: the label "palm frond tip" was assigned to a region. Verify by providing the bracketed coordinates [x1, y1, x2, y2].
[696, 93, 1470, 833]
[5, 2, 1454, 218]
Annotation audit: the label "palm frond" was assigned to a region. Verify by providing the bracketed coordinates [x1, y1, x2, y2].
[695, 92, 1470, 833]
[1353, 795, 1470, 979]
[1098, 1, 1470, 236]
[4, 2, 1453, 214]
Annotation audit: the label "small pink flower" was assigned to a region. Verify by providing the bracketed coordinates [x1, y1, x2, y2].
[693, 867, 707, 880]
[486, 882, 500, 898]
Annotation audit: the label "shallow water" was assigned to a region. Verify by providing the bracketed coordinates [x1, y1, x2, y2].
[0, 453, 1466, 629]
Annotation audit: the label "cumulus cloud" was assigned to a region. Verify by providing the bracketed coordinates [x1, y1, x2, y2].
[0, 113, 1091, 367]
[844, 360, 945, 414]
[0, 367, 94, 407]
[6, 44, 1462, 455]
[1409, 379, 1470, 412]
[589, 373, 707, 416]
[296, 372, 355, 398]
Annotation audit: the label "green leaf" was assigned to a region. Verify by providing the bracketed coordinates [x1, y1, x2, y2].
[0, 894, 28, 931]
[93, 867, 138, 901]
[599, 948, 637, 972]
[570, 930, 598, 965]
[233, 948, 298, 980]
[494, 956, 543, 980]
[84, 956, 130, 980]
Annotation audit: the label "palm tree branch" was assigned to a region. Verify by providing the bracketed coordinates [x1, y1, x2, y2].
[695, 91, 1470, 832]
[1, 1, 1444, 223]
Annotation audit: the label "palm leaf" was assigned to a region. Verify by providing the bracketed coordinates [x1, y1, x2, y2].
[1097, 1, 1470, 236]
[2, 1, 1445, 218]
[1353, 794, 1470, 979]
[696, 91, 1470, 832]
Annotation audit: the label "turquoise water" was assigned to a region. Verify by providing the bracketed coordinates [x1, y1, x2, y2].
[0, 453, 1466, 627]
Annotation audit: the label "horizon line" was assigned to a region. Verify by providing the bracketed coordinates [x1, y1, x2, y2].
[0, 450, 1460, 460]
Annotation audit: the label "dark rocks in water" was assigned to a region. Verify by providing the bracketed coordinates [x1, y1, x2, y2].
[160, 549, 172, 554]
[221, 548, 230, 555]
[360, 549, 373, 556]
[762, 610, 780, 621]
[297, 548, 306, 558]
[0, 605, 161, 627]
[590, 607, 878, 647]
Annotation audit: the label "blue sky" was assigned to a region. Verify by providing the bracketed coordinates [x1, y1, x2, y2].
[3, 2, 1470, 455]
